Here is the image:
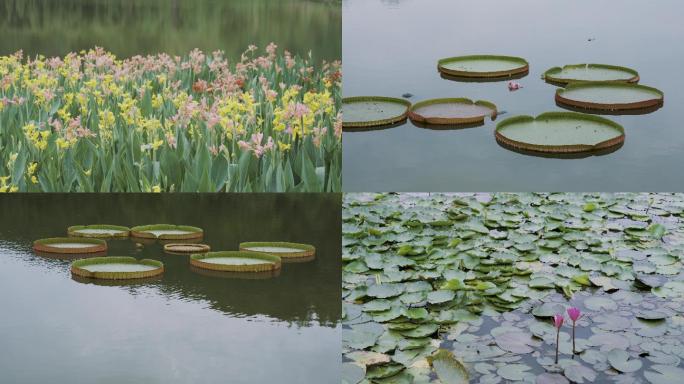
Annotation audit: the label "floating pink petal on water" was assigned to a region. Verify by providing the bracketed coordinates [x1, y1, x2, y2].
[508, 81, 522, 91]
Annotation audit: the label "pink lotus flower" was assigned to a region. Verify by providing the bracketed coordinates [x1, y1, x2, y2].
[553, 314, 564, 364]
[508, 81, 522, 91]
[567, 307, 581, 354]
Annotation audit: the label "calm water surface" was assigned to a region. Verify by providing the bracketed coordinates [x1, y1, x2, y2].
[0, 0, 341, 60]
[343, 0, 684, 191]
[0, 194, 340, 384]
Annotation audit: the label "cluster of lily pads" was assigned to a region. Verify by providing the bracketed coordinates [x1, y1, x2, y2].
[342, 193, 684, 383]
[33, 223, 315, 281]
[342, 54, 664, 157]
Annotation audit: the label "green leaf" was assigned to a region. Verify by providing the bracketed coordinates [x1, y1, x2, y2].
[428, 349, 469, 384]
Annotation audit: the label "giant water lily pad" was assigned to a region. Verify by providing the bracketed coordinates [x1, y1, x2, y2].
[408, 98, 497, 126]
[71, 256, 163, 280]
[130, 224, 203, 240]
[495, 112, 625, 154]
[239, 241, 315, 259]
[437, 55, 529, 79]
[556, 82, 664, 112]
[543, 64, 639, 86]
[33, 237, 107, 254]
[342, 96, 411, 129]
[190, 251, 281, 272]
[67, 224, 130, 238]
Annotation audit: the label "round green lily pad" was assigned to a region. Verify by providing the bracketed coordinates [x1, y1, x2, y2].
[239, 241, 315, 258]
[437, 55, 529, 79]
[190, 251, 282, 272]
[67, 224, 130, 238]
[70, 256, 164, 280]
[543, 64, 639, 86]
[163, 243, 211, 254]
[408, 98, 497, 126]
[130, 224, 203, 240]
[556, 82, 663, 112]
[495, 112, 625, 154]
[33, 237, 107, 254]
[342, 96, 411, 129]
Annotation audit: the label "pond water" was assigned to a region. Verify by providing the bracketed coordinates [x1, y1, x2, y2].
[0, 0, 341, 60]
[0, 193, 341, 384]
[342, 0, 684, 191]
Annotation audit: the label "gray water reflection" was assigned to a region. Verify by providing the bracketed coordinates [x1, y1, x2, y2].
[342, 0, 684, 191]
[0, 0, 341, 60]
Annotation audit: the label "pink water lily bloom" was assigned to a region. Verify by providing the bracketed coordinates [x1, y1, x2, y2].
[553, 314, 564, 328]
[508, 81, 521, 91]
[553, 313, 564, 364]
[567, 307, 581, 355]
[567, 307, 581, 322]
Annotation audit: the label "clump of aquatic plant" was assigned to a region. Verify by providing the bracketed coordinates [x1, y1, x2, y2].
[342, 193, 684, 383]
[567, 306, 581, 354]
[0, 44, 341, 192]
[554, 313, 564, 364]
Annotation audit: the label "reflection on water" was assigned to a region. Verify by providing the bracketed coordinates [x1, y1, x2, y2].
[0, 0, 341, 60]
[343, 0, 684, 191]
[0, 194, 341, 384]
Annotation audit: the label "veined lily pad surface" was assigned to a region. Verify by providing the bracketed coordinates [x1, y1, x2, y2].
[437, 55, 529, 78]
[556, 82, 664, 112]
[342, 97, 411, 128]
[342, 193, 684, 384]
[239, 241, 315, 258]
[67, 225, 130, 238]
[408, 98, 497, 126]
[495, 112, 624, 154]
[71, 256, 164, 280]
[543, 64, 639, 85]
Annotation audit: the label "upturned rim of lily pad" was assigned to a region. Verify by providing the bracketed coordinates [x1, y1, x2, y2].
[495, 112, 625, 154]
[67, 224, 130, 239]
[70, 256, 164, 280]
[130, 224, 203, 240]
[542, 63, 640, 86]
[190, 251, 282, 272]
[341, 96, 412, 128]
[239, 241, 315, 258]
[437, 54, 529, 79]
[555, 81, 664, 112]
[408, 97, 498, 126]
[33, 237, 108, 254]
[163, 243, 211, 254]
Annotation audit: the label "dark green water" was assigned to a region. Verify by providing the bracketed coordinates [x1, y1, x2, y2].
[0, 193, 341, 384]
[0, 0, 341, 60]
[343, 0, 683, 191]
